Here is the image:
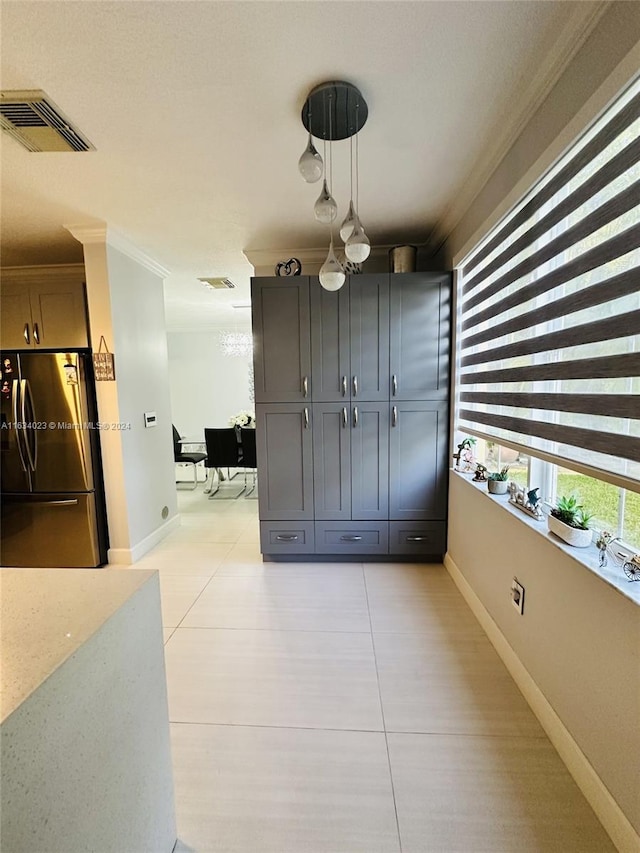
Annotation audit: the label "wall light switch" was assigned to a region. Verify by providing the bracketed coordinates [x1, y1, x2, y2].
[144, 412, 157, 428]
[511, 578, 525, 614]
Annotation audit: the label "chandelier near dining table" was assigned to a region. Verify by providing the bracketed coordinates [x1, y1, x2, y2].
[297, 80, 370, 291]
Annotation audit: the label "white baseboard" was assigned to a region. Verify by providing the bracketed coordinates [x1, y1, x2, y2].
[444, 552, 639, 853]
[108, 515, 180, 565]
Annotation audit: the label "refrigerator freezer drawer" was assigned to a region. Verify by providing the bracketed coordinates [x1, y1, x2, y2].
[1, 492, 102, 568]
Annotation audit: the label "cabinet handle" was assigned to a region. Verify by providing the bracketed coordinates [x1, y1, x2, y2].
[302, 376, 309, 397]
[406, 536, 429, 542]
[23, 324, 30, 345]
[276, 534, 298, 541]
[392, 406, 398, 427]
[342, 407, 348, 428]
[340, 535, 362, 541]
[392, 374, 398, 396]
[352, 375, 358, 396]
[303, 407, 310, 429]
[33, 323, 40, 345]
[353, 406, 358, 428]
[342, 375, 347, 397]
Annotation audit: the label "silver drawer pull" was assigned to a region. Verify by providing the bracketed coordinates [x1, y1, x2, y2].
[406, 536, 428, 542]
[353, 406, 358, 428]
[302, 376, 309, 397]
[303, 407, 310, 429]
[392, 374, 397, 396]
[352, 375, 358, 396]
[392, 406, 398, 427]
[276, 534, 298, 541]
[342, 375, 347, 397]
[342, 407, 348, 428]
[340, 535, 362, 541]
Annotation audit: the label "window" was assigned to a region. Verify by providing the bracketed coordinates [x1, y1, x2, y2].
[455, 76, 640, 552]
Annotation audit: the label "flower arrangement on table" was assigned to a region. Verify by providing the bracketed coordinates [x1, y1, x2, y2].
[228, 410, 255, 427]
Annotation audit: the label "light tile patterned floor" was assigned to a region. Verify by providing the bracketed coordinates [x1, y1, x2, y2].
[130, 486, 614, 853]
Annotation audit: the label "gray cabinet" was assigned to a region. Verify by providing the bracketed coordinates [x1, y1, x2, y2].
[389, 400, 448, 521]
[313, 401, 388, 522]
[252, 272, 451, 559]
[310, 274, 389, 402]
[256, 403, 314, 520]
[1, 278, 88, 349]
[252, 277, 311, 403]
[390, 273, 450, 401]
[349, 274, 389, 402]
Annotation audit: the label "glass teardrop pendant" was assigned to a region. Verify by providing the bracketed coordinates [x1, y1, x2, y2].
[298, 133, 323, 183]
[319, 238, 345, 291]
[339, 200, 357, 242]
[314, 179, 337, 224]
[345, 217, 371, 263]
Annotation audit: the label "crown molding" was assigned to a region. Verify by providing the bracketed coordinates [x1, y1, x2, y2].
[65, 224, 170, 278]
[431, 0, 610, 247]
[0, 263, 85, 284]
[243, 244, 402, 276]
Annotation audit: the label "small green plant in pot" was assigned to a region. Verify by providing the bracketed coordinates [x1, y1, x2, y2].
[548, 495, 593, 548]
[487, 465, 510, 494]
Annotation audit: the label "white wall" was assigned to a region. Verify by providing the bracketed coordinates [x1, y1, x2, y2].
[447, 475, 639, 846]
[167, 330, 253, 439]
[105, 245, 178, 551]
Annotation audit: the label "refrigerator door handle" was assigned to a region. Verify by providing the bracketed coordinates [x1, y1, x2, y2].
[11, 379, 28, 473]
[20, 379, 38, 471]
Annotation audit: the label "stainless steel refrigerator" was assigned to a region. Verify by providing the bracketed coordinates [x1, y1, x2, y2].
[1, 350, 108, 567]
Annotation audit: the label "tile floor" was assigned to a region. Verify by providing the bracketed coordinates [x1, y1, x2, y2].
[128, 485, 614, 853]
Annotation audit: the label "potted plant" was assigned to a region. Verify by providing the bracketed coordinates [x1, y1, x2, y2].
[548, 495, 593, 548]
[487, 466, 510, 494]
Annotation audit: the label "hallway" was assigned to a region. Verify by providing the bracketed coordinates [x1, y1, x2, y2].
[129, 489, 613, 853]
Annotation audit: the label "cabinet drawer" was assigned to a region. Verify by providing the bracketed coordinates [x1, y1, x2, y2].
[389, 521, 446, 555]
[315, 522, 388, 555]
[260, 522, 315, 554]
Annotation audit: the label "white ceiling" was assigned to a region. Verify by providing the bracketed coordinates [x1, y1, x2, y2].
[1, 0, 602, 331]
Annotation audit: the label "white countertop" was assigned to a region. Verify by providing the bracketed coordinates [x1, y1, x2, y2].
[0, 568, 156, 723]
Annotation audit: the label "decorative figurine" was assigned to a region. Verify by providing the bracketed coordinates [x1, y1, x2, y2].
[508, 483, 543, 520]
[453, 437, 476, 473]
[473, 463, 488, 482]
[275, 257, 302, 276]
[595, 531, 615, 568]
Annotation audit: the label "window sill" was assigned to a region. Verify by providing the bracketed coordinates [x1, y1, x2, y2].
[451, 470, 640, 607]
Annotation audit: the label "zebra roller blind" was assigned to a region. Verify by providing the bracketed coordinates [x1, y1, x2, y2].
[457, 79, 640, 489]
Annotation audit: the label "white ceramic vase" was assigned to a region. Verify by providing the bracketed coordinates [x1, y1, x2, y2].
[547, 514, 592, 548]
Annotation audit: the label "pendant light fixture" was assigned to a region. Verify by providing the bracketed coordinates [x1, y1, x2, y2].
[298, 131, 323, 182]
[298, 81, 369, 288]
[339, 136, 357, 241]
[319, 232, 346, 291]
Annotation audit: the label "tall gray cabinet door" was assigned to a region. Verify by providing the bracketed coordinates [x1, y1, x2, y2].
[389, 273, 451, 401]
[389, 401, 448, 521]
[349, 275, 389, 402]
[310, 280, 351, 402]
[256, 404, 314, 520]
[252, 277, 311, 403]
[312, 403, 351, 520]
[351, 402, 389, 521]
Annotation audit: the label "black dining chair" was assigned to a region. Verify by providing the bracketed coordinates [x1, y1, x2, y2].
[239, 428, 257, 497]
[172, 425, 207, 490]
[204, 428, 244, 498]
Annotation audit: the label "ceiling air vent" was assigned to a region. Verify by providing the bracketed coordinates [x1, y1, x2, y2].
[199, 277, 236, 290]
[0, 90, 94, 152]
